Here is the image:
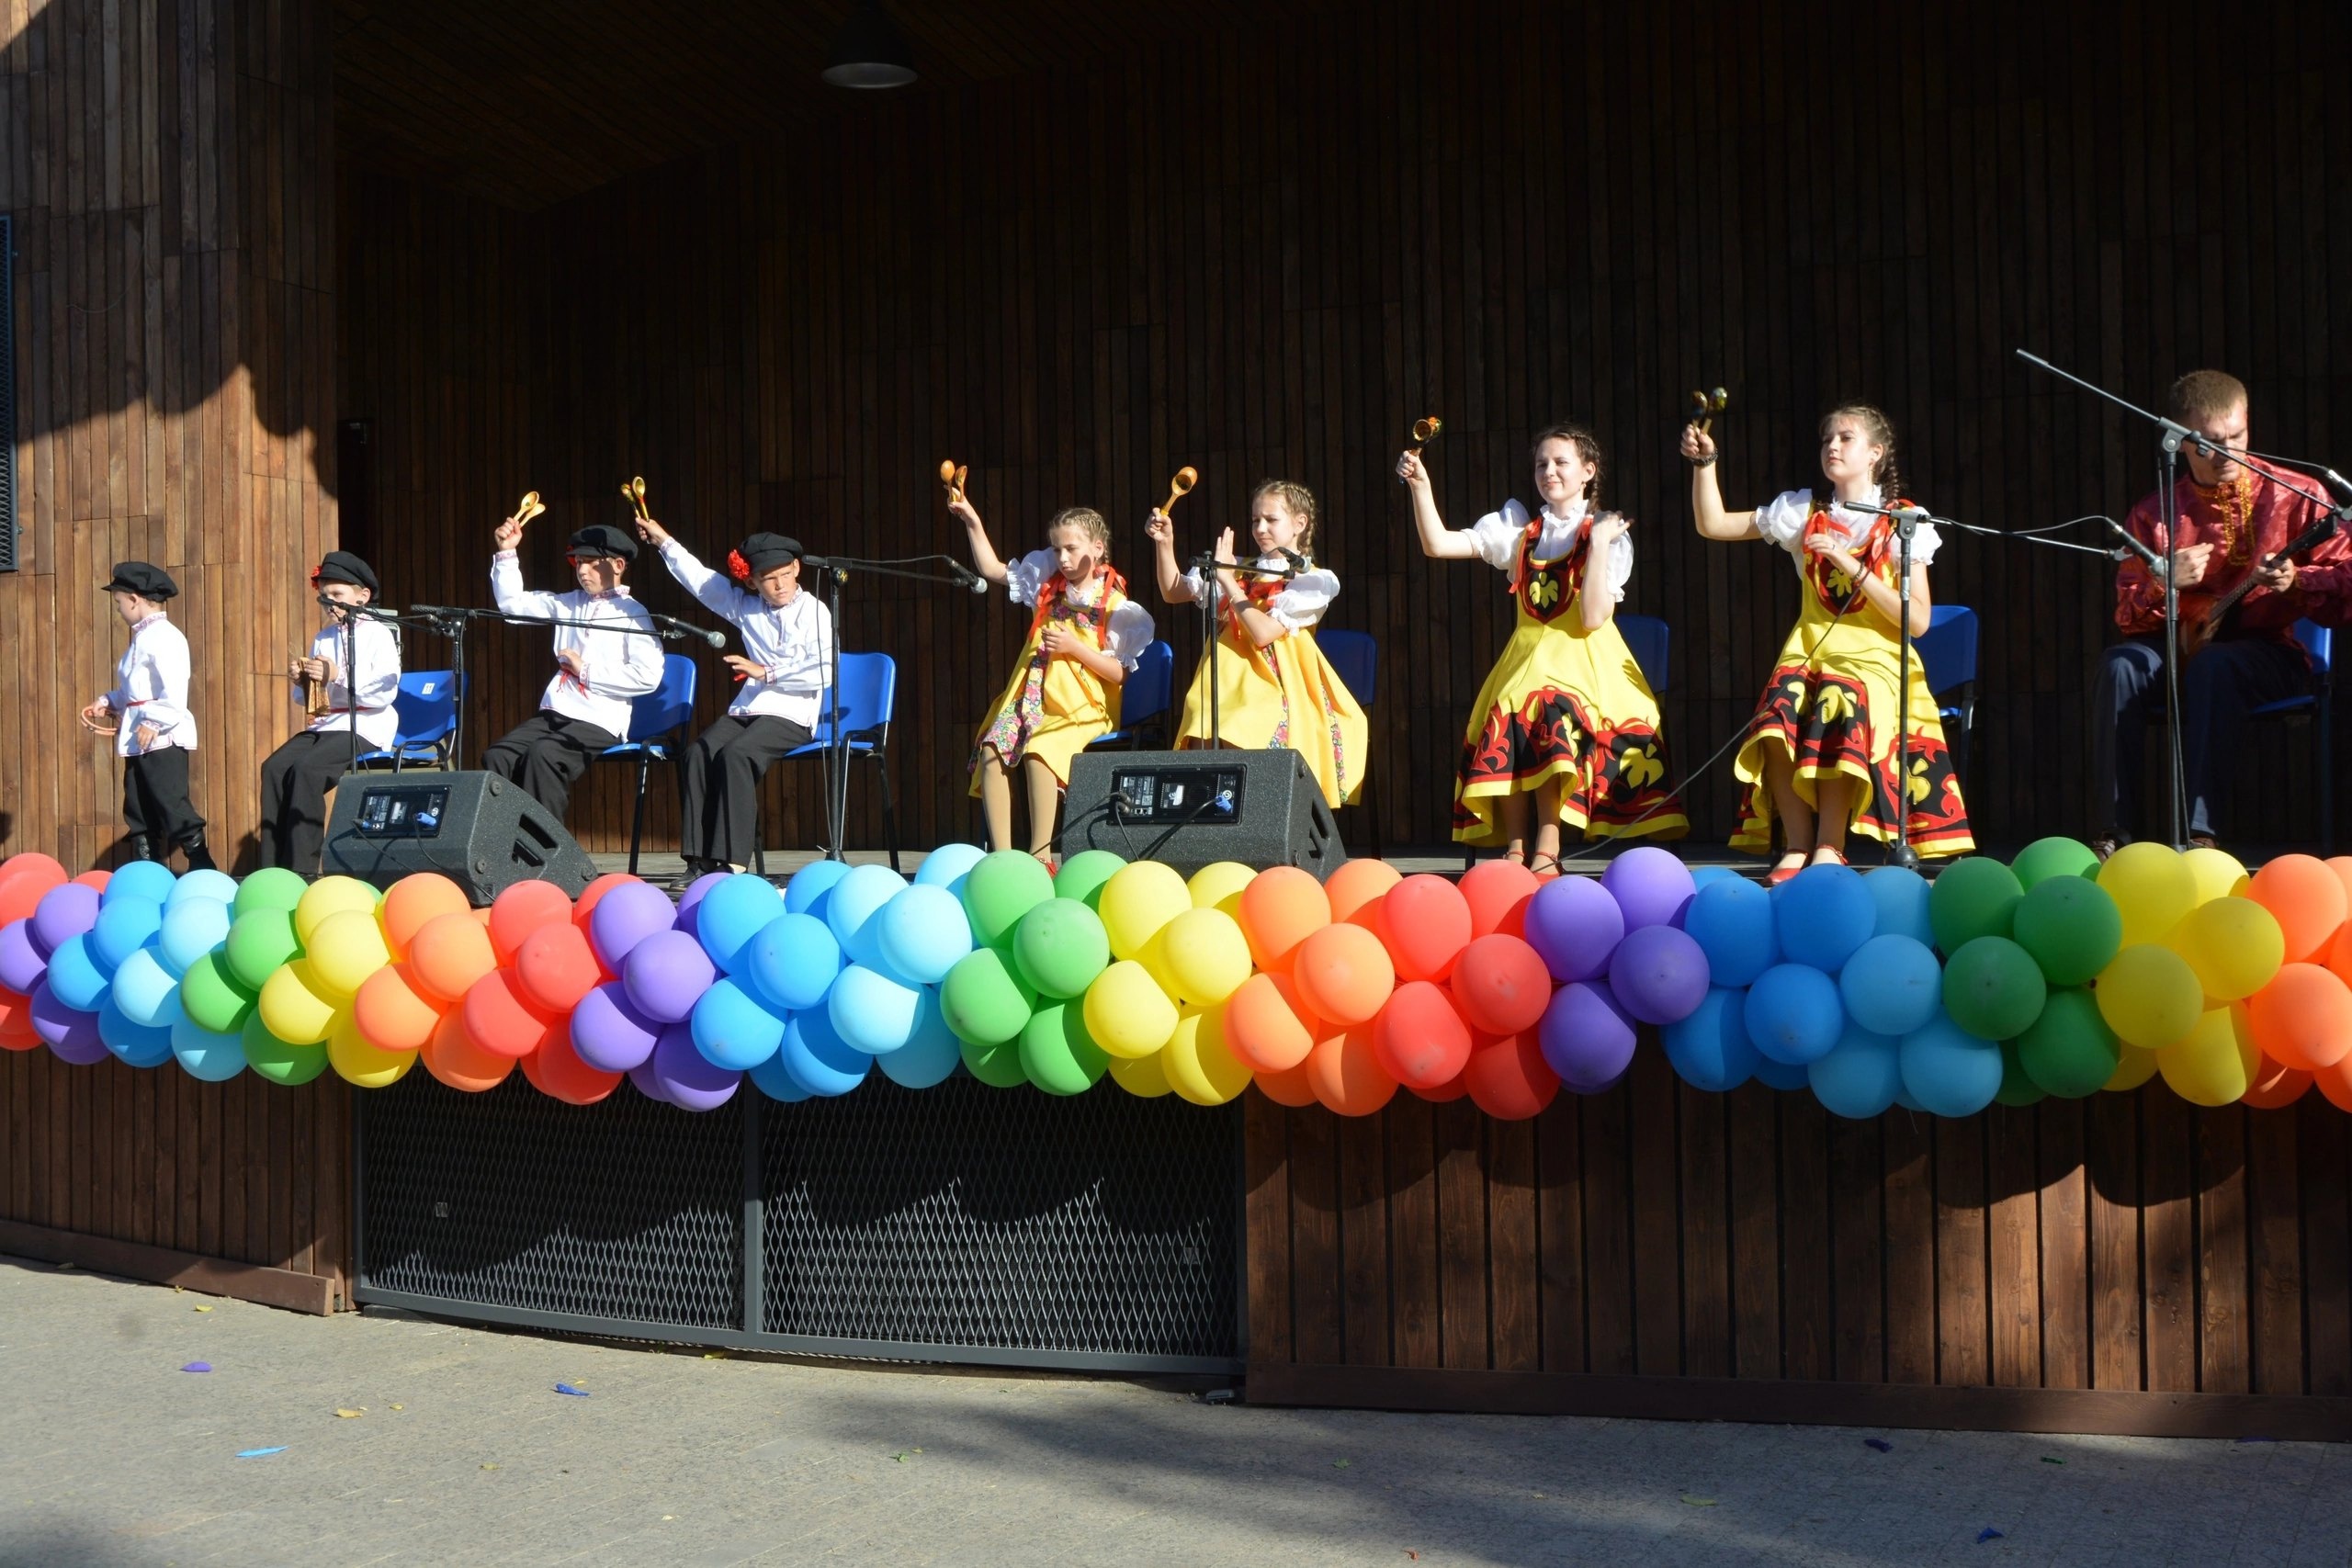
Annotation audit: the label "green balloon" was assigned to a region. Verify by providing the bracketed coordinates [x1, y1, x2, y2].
[961, 851, 1055, 951]
[242, 1010, 327, 1086]
[232, 866, 309, 919]
[1017, 1000, 1110, 1096]
[2016, 987, 2120, 1099]
[1928, 856, 2023, 955]
[2010, 836, 2099, 889]
[959, 1032, 1029, 1089]
[939, 947, 1035, 1046]
[1941, 935, 2048, 1042]
[179, 951, 258, 1034]
[2011, 876, 2122, 987]
[222, 908, 301, 992]
[1053, 850, 1126, 911]
[1011, 898, 1112, 999]
[1995, 1039, 2047, 1106]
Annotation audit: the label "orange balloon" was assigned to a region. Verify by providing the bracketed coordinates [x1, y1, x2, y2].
[2247, 963, 2352, 1071]
[573, 872, 644, 931]
[0, 986, 40, 1049]
[420, 1007, 515, 1092]
[2247, 853, 2347, 964]
[1463, 1031, 1560, 1120]
[1373, 979, 1474, 1089]
[72, 869, 111, 891]
[460, 967, 560, 1059]
[1459, 859, 1540, 940]
[379, 874, 470, 961]
[514, 921, 607, 1014]
[1235, 866, 1331, 971]
[1252, 1058, 1319, 1108]
[2316, 1055, 2352, 1114]
[1322, 859, 1402, 926]
[2328, 916, 2352, 989]
[1304, 1025, 1397, 1116]
[2242, 1054, 2312, 1110]
[352, 962, 446, 1053]
[488, 880, 574, 964]
[408, 910, 498, 1004]
[520, 1032, 622, 1106]
[1292, 921, 1396, 1027]
[1377, 874, 1474, 983]
[1223, 970, 1326, 1073]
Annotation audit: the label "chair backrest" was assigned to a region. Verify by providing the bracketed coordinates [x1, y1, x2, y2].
[817, 651, 898, 740]
[1318, 628, 1376, 706]
[625, 654, 699, 743]
[390, 670, 461, 746]
[1916, 604, 1980, 697]
[2300, 618, 2334, 681]
[1616, 614, 1668, 694]
[1119, 640, 1174, 728]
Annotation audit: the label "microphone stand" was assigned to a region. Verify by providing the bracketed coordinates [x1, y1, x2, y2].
[412, 604, 684, 773]
[1187, 551, 1303, 750]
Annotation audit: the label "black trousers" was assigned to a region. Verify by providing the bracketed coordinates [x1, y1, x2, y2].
[681, 714, 810, 867]
[259, 729, 365, 873]
[481, 712, 622, 822]
[122, 748, 206, 856]
[2091, 633, 2310, 840]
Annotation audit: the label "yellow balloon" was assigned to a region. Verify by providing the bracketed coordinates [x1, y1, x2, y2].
[1097, 862, 1193, 962]
[257, 959, 339, 1045]
[326, 1011, 417, 1089]
[1160, 1007, 1253, 1106]
[2105, 1043, 2160, 1092]
[2170, 896, 2284, 1003]
[2097, 842, 2197, 948]
[294, 874, 381, 949]
[1107, 1046, 1175, 1098]
[1186, 861, 1257, 916]
[2181, 845, 2251, 907]
[2156, 1005, 2258, 1108]
[1156, 907, 1253, 1008]
[1082, 960, 1180, 1058]
[2095, 943, 2204, 1049]
[305, 907, 394, 999]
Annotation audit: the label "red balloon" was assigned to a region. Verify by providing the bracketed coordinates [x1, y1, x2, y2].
[488, 880, 574, 964]
[520, 1032, 622, 1106]
[1412, 1069, 1469, 1103]
[461, 968, 560, 1060]
[1450, 933, 1554, 1036]
[1372, 980, 1475, 1089]
[1304, 1025, 1397, 1116]
[1458, 860, 1539, 940]
[1252, 1059, 1319, 1108]
[1376, 874, 1474, 983]
[0, 986, 39, 1049]
[514, 921, 607, 1014]
[573, 872, 644, 932]
[72, 870, 111, 891]
[1463, 1031, 1561, 1120]
[420, 1007, 514, 1092]
[0, 855, 67, 928]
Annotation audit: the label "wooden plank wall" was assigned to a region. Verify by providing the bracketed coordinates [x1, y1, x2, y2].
[338, 0, 2350, 858]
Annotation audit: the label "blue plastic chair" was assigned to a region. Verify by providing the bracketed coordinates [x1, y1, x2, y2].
[597, 654, 698, 875]
[1088, 640, 1175, 750]
[1315, 629, 1380, 855]
[2248, 620, 2336, 853]
[1914, 604, 1980, 785]
[1615, 614, 1670, 694]
[352, 671, 464, 772]
[772, 652, 900, 874]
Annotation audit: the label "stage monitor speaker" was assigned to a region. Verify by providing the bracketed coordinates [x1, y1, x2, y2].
[322, 770, 599, 903]
[1057, 750, 1346, 880]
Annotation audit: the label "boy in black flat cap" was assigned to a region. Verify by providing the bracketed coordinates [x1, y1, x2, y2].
[482, 509, 664, 820]
[635, 515, 834, 874]
[258, 550, 404, 872]
[80, 562, 214, 869]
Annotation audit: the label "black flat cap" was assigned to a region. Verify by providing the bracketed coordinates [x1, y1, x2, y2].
[102, 561, 178, 600]
[311, 550, 379, 594]
[567, 524, 639, 562]
[736, 533, 803, 576]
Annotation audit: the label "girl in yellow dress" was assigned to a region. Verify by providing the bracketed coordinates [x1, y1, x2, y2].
[1146, 479, 1368, 809]
[1399, 423, 1685, 871]
[1684, 405, 1973, 881]
[957, 495, 1155, 860]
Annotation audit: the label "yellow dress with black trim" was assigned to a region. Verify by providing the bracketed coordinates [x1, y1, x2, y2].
[1174, 566, 1368, 809]
[968, 570, 1130, 795]
[1453, 521, 1686, 844]
[1730, 502, 1973, 856]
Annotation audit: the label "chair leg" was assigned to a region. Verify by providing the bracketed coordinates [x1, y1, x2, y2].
[876, 749, 901, 874]
[628, 750, 650, 877]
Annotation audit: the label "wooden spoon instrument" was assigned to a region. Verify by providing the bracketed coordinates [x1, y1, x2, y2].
[1160, 465, 1198, 517]
[937, 459, 968, 506]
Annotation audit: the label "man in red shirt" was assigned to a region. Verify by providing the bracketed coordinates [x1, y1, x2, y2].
[2091, 370, 2345, 852]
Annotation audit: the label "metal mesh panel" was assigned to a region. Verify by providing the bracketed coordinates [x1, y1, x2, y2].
[762, 1077, 1240, 1361]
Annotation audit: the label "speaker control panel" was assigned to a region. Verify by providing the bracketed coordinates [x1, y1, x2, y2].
[1106, 766, 1243, 824]
[353, 784, 452, 838]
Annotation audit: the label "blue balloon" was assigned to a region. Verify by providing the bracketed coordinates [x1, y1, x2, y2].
[103, 861, 176, 908]
[1681, 878, 1779, 988]
[784, 858, 854, 919]
[689, 976, 787, 1070]
[97, 995, 175, 1067]
[913, 843, 989, 897]
[743, 912, 842, 1013]
[1751, 1054, 1812, 1090]
[109, 946, 180, 1027]
[1689, 865, 1742, 893]
[156, 896, 232, 976]
[1838, 933, 1943, 1038]
[879, 987, 961, 1089]
[45, 934, 112, 1011]
[695, 874, 786, 975]
[1809, 1021, 1904, 1119]
[829, 963, 922, 1055]
[1899, 1011, 2004, 1117]
[824, 865, 906, 968]
[748, 1048, 812, 1101]
[778, 1006, 871, 1097]
[1773, 863, 1875, 972]
[165, 869, 239, 909]
[1743, 963, 1845, 1066]
[90, 897, 164, 971]
[874, 885, 974, 986]
[1662, 986, 1760, 1092]
[170, 1010, 247, 1081]
[1864, 866, 1935, 946]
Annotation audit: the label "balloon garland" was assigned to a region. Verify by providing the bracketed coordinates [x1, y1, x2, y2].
[0, 838, 2345, 1120]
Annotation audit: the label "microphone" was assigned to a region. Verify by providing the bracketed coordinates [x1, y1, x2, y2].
[408, 604, 470, 617]
[654, 614, 726, 649]
[798, 552, 835, 570]
[2101, 517, 2163, 570]
[943, 559, 988, 594]
[318, 593, 401, 620]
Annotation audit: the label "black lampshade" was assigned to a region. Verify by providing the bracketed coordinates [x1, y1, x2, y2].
[822, 0, 917, 89]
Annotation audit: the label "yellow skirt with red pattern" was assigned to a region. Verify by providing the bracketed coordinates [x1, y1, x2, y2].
[1730, 617, 1972, 856]
[1453, 618, 1686, 845]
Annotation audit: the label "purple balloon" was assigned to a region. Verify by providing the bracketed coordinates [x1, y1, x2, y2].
[622, 930, 717, 1024]
[672, 872, 730, 941]
[1600, 846, 1697, 931]
[588, 881, 678, 972]
[1607, 924, 1710, 1025]
[1539, 978, 1638, 1092]
[571, 980, 664, 1073]
[0, 919, 47, 995]
[651, 1021, 741, 1111]
[29, 980, 107, 1064]
[626, 1057, 677, 1106]
[30, 883, 101, 959]
[1523, 874, 1625, 983]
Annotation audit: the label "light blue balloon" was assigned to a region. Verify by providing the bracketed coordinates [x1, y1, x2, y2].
[109, 946, 180, 1027]
[879, 987, 961, 1089]
[829, 963, 921, 1055]
[824, 864, 907, 969]
[1838, 933, 1943, 1038]
[1864, 866, 1935, 947]
[45, 934, 112, 1011]
[157, 897, 233, 976]
[1681, 879, 1778, 988]
[1661, 986, 1759, 1092]
[748, 1047, 812, 1101]
[98, 995, 175, 1067]
[689, 976, 787, 1070]
[1899, 1011, 2004, 1117]
[90, 897, 164, 971]
[912, 842, 988, 898]
[1810, 1022, 1904, 1119]
[1774, 863, 1876, 973]
[874, 885, 974, 986]
[784, 858, 854, 919]
[1743, 963, 1845, 1066]
[169, 1010, 247, 1081]
[743, 912, 842, 1013]
[695, 874, 786, 975]
[165, 869, 239, 909]
[778, 1006, 871, 1097]
[1751, 1054, 1812, 1090]
[103, 861, 176, 908]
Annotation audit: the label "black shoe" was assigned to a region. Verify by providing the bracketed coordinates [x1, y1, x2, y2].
[178, 832, 217, 873]
[127, 835, 159, 863]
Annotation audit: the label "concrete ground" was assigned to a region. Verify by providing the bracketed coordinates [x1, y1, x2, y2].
[3, 1258, 2346, 1568]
